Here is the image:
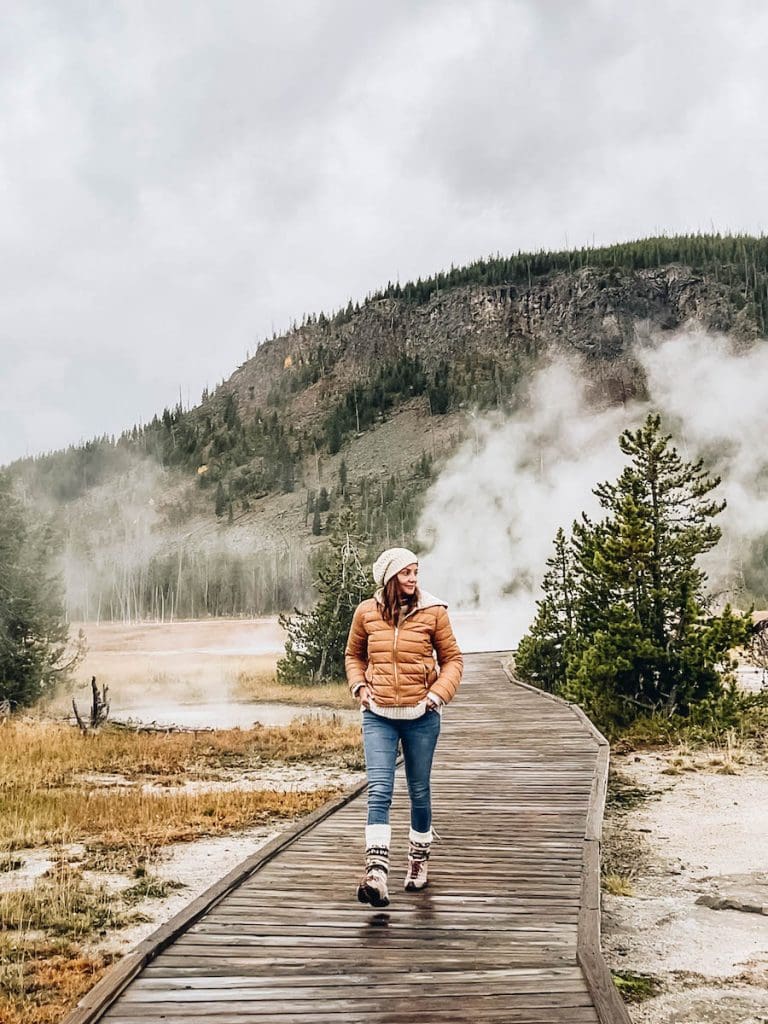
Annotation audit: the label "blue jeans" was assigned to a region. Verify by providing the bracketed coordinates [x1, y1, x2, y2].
[362, 709, 441, 832]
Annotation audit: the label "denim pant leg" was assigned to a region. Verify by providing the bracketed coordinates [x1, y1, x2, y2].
[400, 711, 441, 833]
[362, 710, 400, 826]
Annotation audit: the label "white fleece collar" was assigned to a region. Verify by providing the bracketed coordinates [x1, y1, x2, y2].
[373, 587, 448, 610]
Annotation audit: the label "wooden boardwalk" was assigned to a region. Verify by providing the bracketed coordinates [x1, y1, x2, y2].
[65, 652, 629, 1024]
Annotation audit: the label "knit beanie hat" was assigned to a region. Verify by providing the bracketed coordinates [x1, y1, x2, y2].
[372, 547, 419, 587]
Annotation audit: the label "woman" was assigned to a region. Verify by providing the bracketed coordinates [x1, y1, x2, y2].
[345, 547, 463, 907]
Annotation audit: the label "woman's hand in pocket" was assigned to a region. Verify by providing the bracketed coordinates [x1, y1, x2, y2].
[357, 685, 371, 710]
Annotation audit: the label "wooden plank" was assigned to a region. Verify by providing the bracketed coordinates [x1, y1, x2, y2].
[123, 978, 592, 999]
[164, 948, 577, 966]
[104, 992, 599, 1013]
[103, 1010, 600, 1024]
[138, 966, 587, 985]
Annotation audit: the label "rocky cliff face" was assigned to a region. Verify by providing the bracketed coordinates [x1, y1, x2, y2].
[219, 264, 760, 428]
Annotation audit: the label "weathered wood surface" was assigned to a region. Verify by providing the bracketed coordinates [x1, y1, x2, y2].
[65, 651, 628, 1024]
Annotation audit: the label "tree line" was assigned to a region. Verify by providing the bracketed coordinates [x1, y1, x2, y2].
[368, 233, 768, 333]
[64, 544, 312, 623]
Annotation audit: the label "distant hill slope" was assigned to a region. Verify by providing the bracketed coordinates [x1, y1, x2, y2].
[9, 234, 768, 620]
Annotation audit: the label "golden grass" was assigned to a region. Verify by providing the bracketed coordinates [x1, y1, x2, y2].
[0, 937, 113, 1024]
[0, 864, 144, 1024]
[659, 733, 754, 776]
[0, 717, 363, 790]
[0, 717, 359, 854]
[1, 785, 338, 851]
[0, 706, 362, 1024]
[231, 670, 351, 707]
[602, 872, 635, 897]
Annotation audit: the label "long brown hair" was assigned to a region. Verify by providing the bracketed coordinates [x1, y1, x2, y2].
[380, 575, 419, 626]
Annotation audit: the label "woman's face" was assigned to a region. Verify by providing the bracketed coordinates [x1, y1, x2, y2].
[396, 562, 418, 597]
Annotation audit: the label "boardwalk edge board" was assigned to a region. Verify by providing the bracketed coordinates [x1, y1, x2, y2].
[60, 775, 372, 1024]
[502, 662, 632, 1024]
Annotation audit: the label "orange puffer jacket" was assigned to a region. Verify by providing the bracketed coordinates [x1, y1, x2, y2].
[344, 589, 463, 706]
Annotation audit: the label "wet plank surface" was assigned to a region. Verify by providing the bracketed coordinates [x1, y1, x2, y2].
[96, 652, 610, 1023]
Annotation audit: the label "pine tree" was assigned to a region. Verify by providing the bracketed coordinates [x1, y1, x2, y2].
[277, 509, 370, 684]
[516, 415, 749, 726]
[0, 474, 85, 708]
[326, 410, 344, 454]
[515, 528, 576, 692]
[214, 481, 226, 518]
[428, 360, 452, 414]
[416, 452, 433, 479]
[281, 456, 295, 493]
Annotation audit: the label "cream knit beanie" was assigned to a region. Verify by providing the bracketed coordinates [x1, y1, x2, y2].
[372, 547, 419, 587]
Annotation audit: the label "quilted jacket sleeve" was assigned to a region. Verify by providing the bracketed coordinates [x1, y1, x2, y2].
[344, 603, 369, 695]
[431, 605, 463, 704]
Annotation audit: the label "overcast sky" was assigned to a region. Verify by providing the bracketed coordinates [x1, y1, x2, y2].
[2, 0, 767, 466]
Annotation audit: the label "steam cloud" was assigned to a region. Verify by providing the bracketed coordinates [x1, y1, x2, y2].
[418, 330, 768, 651]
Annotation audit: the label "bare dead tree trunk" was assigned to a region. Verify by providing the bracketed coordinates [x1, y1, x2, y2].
[73, 676, 110, 734]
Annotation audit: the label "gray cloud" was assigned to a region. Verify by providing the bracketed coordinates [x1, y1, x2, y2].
[2, 0, 768, 463]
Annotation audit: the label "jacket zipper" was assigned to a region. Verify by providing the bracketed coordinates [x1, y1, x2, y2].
[385, 601, 442, 702]
[395, 604, 415, 700]
[393, 624, 399, 701]
[394, 605, 434, 701]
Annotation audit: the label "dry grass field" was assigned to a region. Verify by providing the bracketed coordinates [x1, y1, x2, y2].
[0, 710, 363, 1024]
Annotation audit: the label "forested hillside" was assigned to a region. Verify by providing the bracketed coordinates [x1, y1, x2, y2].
[9, 234, 768, 621]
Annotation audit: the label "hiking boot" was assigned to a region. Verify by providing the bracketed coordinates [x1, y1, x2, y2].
[404, 828, 432, 891]
[357, 845, 390, 907]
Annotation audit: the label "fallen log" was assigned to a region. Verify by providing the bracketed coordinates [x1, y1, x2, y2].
[108, 718, 215, 734]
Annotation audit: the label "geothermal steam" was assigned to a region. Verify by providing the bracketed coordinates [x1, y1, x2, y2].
[418, 330, 768, 650]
